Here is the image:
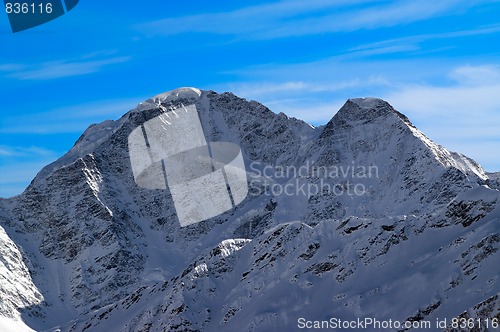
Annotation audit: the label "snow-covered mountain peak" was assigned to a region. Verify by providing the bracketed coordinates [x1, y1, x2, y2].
[1, 89, 498, 332]
[334, 97, 409, 124]
[348, 97, 385, 109]
[133, 87, 202, 112]
[31, 88, 204, 188]
[152, 86, 201, 102]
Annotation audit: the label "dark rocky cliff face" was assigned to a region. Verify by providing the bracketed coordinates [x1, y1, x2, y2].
[0, 88, 498, 331]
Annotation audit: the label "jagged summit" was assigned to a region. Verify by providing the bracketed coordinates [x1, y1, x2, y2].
[1, 88, 498, 332]
[319, 96, 410, 142]
[348, 97, 385, 108]
[22, 88, 489, 199]
[25, 89, 488, 197]
[134, 87, 202, 112]
[334, 97, 411, 124]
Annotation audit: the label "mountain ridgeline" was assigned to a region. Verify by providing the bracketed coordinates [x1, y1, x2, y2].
[0, 88, 498, 331]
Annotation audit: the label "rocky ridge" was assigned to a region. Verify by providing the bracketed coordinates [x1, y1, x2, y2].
[0, 88, 498, 331]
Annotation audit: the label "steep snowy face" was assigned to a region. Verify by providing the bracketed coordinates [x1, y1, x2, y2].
[301, 97, 488, 222]
[134, 87, 202, 112]
[0, 88, 498, 331]
[338, 97, 408, 122]
[0, 225, 42, 319]
[0, 88, 318, 327]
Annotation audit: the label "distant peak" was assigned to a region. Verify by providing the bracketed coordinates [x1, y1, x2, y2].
[134, 87, 202, 112]
[319, 97, 415, 140]
[149, 87, 202, 103]
[348, 97, 386, 109]
[334, 97, 412, 125]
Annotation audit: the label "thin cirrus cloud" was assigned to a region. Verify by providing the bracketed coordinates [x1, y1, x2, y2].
[0, 161, 52, 189]
[224, 76, 391, 125]
[230, 76, 390, 100]
[135, 0, 487, 39]
[264, 99, 346, 124]
[279, 77, 500, 171]
[385, 80, 500, 134]
[0, 145, 61, 197]
[0, 97, 144, 134]
[134, 0, 371, 36]
[386, 64, 500, 117]
[0, 97, 143, 197]
[343, 24, 500, 59]
[448, 64, 500, 86]
[386, 83, 500, 172]
[222, 63, 500, 170]
[380, 65, 500, 171]
[0, 55, 131, 80]
[0, 145, 57, 157]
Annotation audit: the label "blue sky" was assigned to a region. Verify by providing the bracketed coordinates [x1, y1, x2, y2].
[1, 0, 499, 197]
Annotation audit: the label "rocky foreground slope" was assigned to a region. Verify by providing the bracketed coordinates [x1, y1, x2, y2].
[0, 88, 498, 331]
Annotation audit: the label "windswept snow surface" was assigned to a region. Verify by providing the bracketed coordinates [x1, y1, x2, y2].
[0, 88, 498, 331]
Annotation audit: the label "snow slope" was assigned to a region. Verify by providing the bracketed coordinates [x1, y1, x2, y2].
[0, 88, 498, 331]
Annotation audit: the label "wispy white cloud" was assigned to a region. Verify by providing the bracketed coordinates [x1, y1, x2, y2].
[0, 146, 61, 197]
[224, 63, 500, 171]
[342, 45, 421, 58]
[385, 63, 500, 120]
[224, 56, 454, 86]
[233, 82, 309, 96]
[0, 64, 25, 71]
[0, 160, 55, 197]
[327, 0, 491, 32]
[231, 77, 391, 99]
[389, 90, 500, 140]
[0, 97, 144, 134]
[381, 65, 500, 171]
[265, 99, 346, 124]
[135, 0, 490, 40]
[0, 53, 131, 80]
[0, 145, 57, 157]
[449, 64, 500, 86]
[135, 0, 370, 36]
[222, 76, 390, 124]
[348, 24, 500, 54]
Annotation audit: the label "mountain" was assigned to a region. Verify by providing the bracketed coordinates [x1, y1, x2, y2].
[0, 88, 498, 331]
